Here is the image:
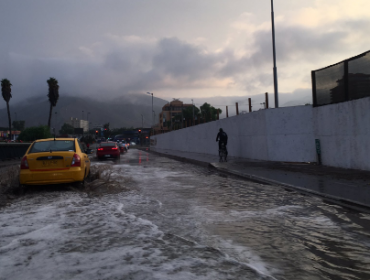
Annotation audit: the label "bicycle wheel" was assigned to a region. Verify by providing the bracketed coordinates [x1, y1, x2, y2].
[219, 149, 225, 162]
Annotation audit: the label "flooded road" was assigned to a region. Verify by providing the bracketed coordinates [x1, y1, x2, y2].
[1, 149, 370, 280]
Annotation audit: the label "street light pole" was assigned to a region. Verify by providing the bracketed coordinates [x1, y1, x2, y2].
[271, 0, 279, 108]
[147, 92, 154, 133]
[192, 99, 194, 122]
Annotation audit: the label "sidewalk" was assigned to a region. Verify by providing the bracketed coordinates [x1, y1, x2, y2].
[150, 148, 370, 212]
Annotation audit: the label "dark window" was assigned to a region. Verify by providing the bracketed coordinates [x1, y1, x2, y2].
[29, 140, 75, 153]
[348, 52, 370, 100]
[100, 143, 116, 147]
[77, 140, 86, 152]
[315, 62, 345, 106]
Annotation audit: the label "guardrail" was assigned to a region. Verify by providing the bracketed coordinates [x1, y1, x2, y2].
[0, 143, 31, 160]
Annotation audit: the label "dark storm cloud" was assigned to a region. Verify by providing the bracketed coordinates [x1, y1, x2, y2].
[152, 38, 219, 80]
[0, 17, 368, 109]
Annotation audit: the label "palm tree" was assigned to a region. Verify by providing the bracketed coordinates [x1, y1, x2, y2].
[1, 79, 12, 140]
[47, 77, 59, 128]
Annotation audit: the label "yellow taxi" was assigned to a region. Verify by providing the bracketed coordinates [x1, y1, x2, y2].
[19, 138, 91, 186]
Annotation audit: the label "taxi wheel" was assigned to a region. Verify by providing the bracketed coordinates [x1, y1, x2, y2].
[86, 169, 91, 179]
[74, 171, 87, 190]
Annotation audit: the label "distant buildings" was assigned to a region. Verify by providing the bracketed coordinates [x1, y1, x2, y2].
[68, 117, 89, 132]
[157, 100, 193, 132]
[0, 131, 21, 140]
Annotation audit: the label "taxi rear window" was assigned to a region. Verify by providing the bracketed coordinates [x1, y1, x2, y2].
[29, 141, 75, 153]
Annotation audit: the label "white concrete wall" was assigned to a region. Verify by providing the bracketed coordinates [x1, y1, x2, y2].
[313, 97, 370, 170]
[152, 105, 316, 163]
[152, 97, 370, 170]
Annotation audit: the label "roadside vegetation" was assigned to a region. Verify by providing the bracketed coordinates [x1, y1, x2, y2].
[18, 125, 52, 142]
[46, 77, 59, 128]
[1, 78, 13, 140]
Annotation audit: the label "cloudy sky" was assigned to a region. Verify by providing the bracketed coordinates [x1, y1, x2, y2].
[1, 0, 370, 108]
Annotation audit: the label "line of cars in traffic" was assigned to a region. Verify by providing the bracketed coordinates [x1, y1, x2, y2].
[96, 140, 135, 160]
[17, 137, 137, 191]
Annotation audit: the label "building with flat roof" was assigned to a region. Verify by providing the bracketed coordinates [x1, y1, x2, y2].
[68, 118, 89, 132]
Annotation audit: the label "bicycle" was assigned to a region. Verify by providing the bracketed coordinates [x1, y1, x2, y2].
[219, 142, 227, 162]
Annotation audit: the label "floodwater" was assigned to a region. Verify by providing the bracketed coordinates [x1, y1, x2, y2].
[1, 149, 370, 280]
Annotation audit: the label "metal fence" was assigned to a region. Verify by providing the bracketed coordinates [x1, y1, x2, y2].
[312, 50, 370, 106]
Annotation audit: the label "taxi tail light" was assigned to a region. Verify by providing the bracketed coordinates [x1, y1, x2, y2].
[20, 156, 29, 169]
[97, 148, 103, 151]
[112, 147, 118, 150]
[71, 154, 81, 167]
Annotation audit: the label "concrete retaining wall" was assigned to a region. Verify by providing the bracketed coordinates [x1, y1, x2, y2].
[152, 105, 316, 163]
[152, 96, 370, 171]
[313, 97, 370, 170]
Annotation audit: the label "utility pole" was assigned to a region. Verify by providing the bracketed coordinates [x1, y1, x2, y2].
[170, 103, 173, 131]
[147, 92, 154, 134]
[181, 103, 184, 129]
[55, 112, 57, 132]
[192, 99, 194, 123]
[271, 0, 279, 108]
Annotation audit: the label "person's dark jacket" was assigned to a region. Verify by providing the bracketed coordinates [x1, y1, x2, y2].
[216, 131, 228, 144]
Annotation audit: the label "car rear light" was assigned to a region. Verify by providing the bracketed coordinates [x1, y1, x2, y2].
[112, 147, 118, 150]
[21, 156, 29, 169]
[97, 148, 103, 151]
[71, 154, 81, 167]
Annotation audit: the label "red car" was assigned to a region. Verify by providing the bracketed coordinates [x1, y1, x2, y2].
[96, 142, 120, 160]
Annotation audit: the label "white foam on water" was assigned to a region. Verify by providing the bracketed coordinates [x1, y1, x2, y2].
[216, 239, 280, 280]
[1, 191, 275, 280]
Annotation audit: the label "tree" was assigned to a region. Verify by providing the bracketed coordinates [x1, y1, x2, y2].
[12, 120, 25, 131]
[200, 102, 222, 122]
[59, 123, 74, 135]
[182, 105, 200, 121]
[1, 79, 12, 140]
[47, 77, 59, 128]
[18, 125, 52, 142]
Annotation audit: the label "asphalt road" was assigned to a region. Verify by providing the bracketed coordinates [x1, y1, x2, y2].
[1, 149, 370, 280]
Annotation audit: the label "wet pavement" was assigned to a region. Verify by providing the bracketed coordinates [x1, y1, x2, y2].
[1, 149, 370, 280]
[150, 148, 370, 211]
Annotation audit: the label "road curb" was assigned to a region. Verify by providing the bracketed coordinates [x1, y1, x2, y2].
[149, 148, 370, 214]
[210, 164, 370, 214]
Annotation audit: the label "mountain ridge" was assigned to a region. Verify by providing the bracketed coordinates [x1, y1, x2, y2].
[0, 94, 168, 130]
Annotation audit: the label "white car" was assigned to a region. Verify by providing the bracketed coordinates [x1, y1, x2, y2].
[130, 142, 136, 146]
